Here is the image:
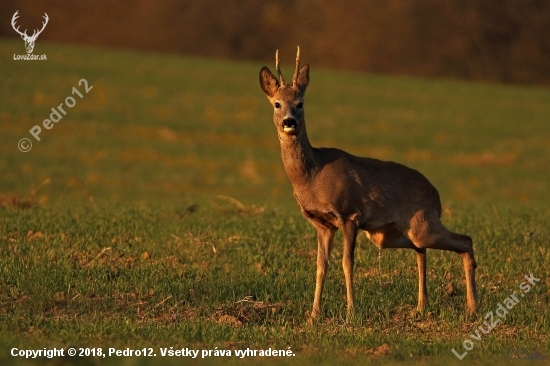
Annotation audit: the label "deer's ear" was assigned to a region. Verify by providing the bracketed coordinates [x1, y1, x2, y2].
[259, 67, 279, 98]
[296, 64, 309, 96]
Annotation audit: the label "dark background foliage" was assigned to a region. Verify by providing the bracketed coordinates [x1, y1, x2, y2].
[2, 0, 549, 85]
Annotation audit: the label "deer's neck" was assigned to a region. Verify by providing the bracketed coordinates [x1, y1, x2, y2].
[279, 129, 317, 186]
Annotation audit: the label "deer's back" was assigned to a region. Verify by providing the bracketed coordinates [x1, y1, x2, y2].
[292, 147, 442, 231]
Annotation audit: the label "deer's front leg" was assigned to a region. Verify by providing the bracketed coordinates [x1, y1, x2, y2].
[311, 223, 335, 319]
[342, 220, 359, 318]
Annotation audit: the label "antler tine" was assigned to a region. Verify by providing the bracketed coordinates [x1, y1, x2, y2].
[11, 10, 28, 37]
[275, 49, 285, 85]
[33, 13, 49, 38]
[292, 46, 300, 86]
[11, 10, 19, 26]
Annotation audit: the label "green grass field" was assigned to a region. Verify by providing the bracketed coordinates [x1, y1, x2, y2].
[1, 38, 549, 365]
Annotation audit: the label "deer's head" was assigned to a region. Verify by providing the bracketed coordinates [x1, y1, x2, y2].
[12, 11, 49, 54]
[260, 47, 309, 139]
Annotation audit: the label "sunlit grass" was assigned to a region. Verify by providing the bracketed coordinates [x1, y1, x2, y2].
[0, 39, 549, 365]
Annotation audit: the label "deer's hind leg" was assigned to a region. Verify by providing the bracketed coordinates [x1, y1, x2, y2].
[366, 225, 428, 312]
[407, 211, 478, 315]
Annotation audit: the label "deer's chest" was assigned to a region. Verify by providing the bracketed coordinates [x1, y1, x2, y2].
[293, 190, 346, 230]
[292, 179, 369, 230]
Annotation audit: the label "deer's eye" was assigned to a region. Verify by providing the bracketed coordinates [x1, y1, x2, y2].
[274, 102, 281, 109]
[297, 102, 303, 109]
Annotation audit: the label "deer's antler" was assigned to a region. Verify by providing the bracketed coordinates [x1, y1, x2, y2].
[275, 49, 286, 85]
[11, 11, 28, 38]
[29, 13, 49, 40]
[292, 46, 300, 87]
[12, 11, 48, 41]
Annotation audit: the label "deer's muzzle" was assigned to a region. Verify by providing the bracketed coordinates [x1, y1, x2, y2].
[282, 118, 297, 134]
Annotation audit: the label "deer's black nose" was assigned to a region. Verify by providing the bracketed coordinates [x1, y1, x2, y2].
[282, 118, 297, 128]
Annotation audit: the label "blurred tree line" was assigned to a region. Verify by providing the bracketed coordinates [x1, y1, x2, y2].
[2, 0, 549, 84]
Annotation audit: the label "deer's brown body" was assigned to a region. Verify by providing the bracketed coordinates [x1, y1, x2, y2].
[259, 47, 477, 319]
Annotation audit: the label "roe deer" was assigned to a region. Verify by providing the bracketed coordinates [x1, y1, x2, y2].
[259, 47, 478, 320]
